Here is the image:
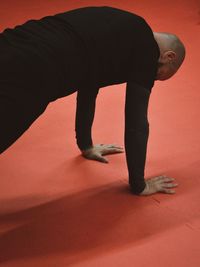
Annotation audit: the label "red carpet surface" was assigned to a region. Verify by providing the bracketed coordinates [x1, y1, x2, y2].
[0, 0, 200, 266]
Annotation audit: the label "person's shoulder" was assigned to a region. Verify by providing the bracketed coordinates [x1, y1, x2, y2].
[104, 7, 151, 29]
[100, 6, 145, 19]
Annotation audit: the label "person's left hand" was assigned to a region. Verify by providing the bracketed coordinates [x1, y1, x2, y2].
[82, 144, 124, 163]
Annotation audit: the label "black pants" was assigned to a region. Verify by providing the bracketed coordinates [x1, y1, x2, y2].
[0, 36, 54, 154]
[0, 83, 49, 154]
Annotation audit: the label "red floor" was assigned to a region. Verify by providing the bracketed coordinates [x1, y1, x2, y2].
[0, 0, 200, 266]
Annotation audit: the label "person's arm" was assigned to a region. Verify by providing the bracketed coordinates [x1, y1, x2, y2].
[75, 87, 99, 151]
[75, 86, 124, 162]
[125, 81, 151, 195]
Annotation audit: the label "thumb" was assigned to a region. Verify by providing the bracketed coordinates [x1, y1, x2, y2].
[83, 151, 109, 163]
[95, 154, 109, 163]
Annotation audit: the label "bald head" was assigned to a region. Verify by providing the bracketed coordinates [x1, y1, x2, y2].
[153, 32, 186, 80]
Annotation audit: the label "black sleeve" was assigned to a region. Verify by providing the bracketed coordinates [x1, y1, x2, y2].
[75, 87, 99, 151]
[125, 81, 152, 195]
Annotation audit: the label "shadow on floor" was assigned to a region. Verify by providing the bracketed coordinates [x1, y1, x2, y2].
[0, 176, 194, 265]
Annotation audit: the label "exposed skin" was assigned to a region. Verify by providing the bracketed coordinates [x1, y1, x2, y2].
[154, 32, 186, 81]
[82, 32, 185, 196]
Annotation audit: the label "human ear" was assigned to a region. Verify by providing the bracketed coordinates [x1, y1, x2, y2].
[166, 51, 176, 61]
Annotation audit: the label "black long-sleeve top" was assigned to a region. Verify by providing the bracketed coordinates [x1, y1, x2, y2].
[0, 6, 160, 194]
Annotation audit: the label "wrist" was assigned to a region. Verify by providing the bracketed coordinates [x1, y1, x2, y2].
[81, 145, 94, 154]
[129, 179, 146, 195]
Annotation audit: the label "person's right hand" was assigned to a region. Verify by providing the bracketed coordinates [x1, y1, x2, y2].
[82, 144, 124, 163]
[139, 175, 179, 196]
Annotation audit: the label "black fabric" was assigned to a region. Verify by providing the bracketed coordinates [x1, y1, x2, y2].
[75, 81, 150, 195]
[124, 82, 151, 194]
[75, 86, 99, 150]
[0, 6, 160, 194]
[0, 84, 49, 153]
[53, 6, 159, 89]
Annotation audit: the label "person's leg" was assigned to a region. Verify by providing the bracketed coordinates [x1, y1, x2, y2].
[0, 92, 49, 154]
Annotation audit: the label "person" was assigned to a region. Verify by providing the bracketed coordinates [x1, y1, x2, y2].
[0, 6, 185, 196]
